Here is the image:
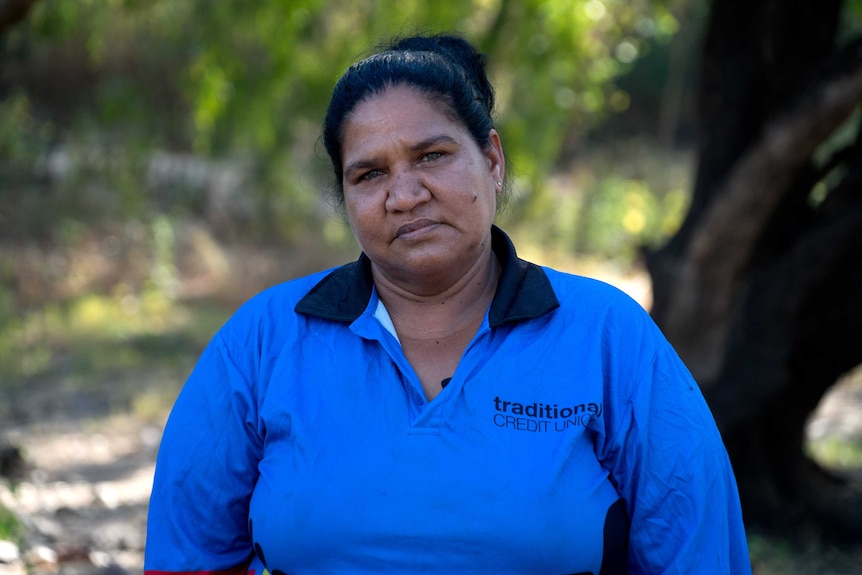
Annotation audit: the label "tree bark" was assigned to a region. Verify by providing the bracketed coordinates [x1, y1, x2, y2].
[647, 0, 862, 537]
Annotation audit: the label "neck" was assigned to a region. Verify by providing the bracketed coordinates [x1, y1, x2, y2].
[373, 251, 500, 341]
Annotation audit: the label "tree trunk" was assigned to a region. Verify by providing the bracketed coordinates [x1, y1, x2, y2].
[646, 0, 862, 538]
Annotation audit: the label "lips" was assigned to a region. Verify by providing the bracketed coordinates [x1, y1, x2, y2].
[396, 219, 438, 238]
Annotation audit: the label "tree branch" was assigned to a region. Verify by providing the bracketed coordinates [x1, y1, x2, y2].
[661, 38, 862, 383]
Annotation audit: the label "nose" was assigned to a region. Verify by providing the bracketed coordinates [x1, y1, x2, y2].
[385, 168, 430, 212]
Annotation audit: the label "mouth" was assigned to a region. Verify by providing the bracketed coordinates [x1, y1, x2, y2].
[395, 219, 439, 239]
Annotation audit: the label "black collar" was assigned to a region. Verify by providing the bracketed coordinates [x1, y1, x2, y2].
[294, 226, 559, 328]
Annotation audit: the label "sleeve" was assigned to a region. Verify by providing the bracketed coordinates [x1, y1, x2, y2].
[144, 324, 264, 575]
[594, 307, 752, 575]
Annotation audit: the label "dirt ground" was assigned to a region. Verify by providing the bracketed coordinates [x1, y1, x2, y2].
[0, 414, 157, 575]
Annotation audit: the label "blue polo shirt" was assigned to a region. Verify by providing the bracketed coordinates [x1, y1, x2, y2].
[145, 228, 751, 575]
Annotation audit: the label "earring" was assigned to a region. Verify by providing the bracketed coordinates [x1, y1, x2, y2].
[496, 181, 502, 189]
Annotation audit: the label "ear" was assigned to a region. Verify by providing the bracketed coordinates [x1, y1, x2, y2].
[485, 128, 505, 187]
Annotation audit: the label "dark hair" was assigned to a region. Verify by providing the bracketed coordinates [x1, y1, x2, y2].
[322, 34, 497, 207]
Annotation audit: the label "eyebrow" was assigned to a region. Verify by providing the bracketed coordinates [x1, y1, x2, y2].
[409, 134, 459, 152]
[343, 134, 459, 180]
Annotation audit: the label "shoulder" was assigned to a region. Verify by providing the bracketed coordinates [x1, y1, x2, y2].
[188, 265, 351, 397]
[542, 267, 651, 323]
[230, 266, 341, 323]
[539, 266, 669, 366]
[214, 265, 348, 353]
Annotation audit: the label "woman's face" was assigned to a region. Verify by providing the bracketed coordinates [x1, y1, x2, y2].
[341, 85, 504, 291]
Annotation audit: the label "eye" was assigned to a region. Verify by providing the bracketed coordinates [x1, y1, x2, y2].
[420, 151, 443, 162]
[358, 169, 384, 182]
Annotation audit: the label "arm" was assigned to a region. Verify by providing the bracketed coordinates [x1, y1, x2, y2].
[595, 309, 751, 574]
[144, 327, 264, 574]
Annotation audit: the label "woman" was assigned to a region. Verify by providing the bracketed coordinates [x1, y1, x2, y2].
[145, 34, 751, 574]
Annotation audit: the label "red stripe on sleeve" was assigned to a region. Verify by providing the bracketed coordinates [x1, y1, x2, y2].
[145, 569, 254, 575]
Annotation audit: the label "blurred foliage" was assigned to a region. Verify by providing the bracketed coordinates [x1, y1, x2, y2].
[805, 365, 862, 471]
[0, 287, 186, 383]
[808, 436, 862, 469]
[0, 0, 683, 256]
[842, 0, 862, 41]
[0, 502, 25, 547]
[0, 284, 226, 425]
